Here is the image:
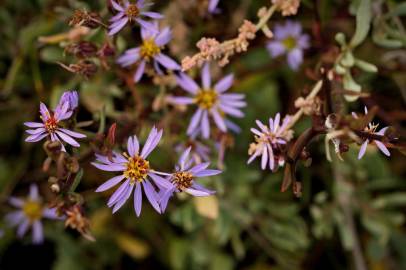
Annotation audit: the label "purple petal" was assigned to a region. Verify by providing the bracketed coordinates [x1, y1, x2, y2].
[190, 162, 210, 173]
[39, 103, 50, 121]
[194, 169, 221, 177]
[32, 221, 44, 244]
[141, 11, 163, 19]
[185, 187, 212, 197]
[108, 17, 128, 35]
[358, 139, 369, 159]
[29, 184, 40, 201]
[24, 122, 44, 128]
[187, 108, 203, 135]
[148, 173, 174, 189]
[201, 110, 210, 138]
[134, 183, 142, 217]
[142, 181, 161, 213]
[208, 0, 220, 13]
[219, 104, 244, 118]
[375, 140, 390, 156]
[133, 60, 146, 82]
[287, 48, 303, 71]
[55, 131, 80, 147]
[214, 74, 234, 93]
[176, 73, 199, 94]
[5, 211, 24, 226]
[112, 183, 134, 213]
[261, 146, 268, 170]
[155, 53, 180, 70]
[108, 179, 130, 207]
[42, 208, 60, 219]
[155, 27, 171, 46]
[170, 97, 195, 105]
[111, 0, 124, 11]
[179, 147, 192, 170]
[201, 63, 211, 89]
[135, 19, 156, 32]
[159, 187, 175, 212]
[267, 41, 286, 58]
[26, 128, 46, 135]
[17, 219, 30, 238]
[141, 127, 162, 158]
[267, 144, 275, 170]
[96, 175, 126, 192]
[58, 128, 86, 138]
[376, 127, 388, 136]
[9, 197, 24, 208]
[211, 109, 226, 132]
[91, 162, 125, 172]
[25, 132, 48, 143]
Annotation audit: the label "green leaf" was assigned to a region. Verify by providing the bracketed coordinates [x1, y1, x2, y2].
[354, 58, 378, 72]
[371, 192, 406, 209]
[350, 0, 372, 47]
[343, 72, 362, 102]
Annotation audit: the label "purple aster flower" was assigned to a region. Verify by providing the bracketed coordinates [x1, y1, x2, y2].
[247, 113, 293, 171]
[5, 184, 61, 244]
[56, 90, 79, 113]
[158, 147, 221, 212]
[108, 0, 163, 36]
[92, 126, 169, 216]
[117, 22, 180, 82]
[208, 0, 220, 13]
[352, 107, 390, 159]
[266, 20, 310, 71]
[24, 91, 86, 152]
[171, 63, 246, 139]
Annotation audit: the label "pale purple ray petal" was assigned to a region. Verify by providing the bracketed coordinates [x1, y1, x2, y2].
[142, 129, 162, 158]
[298, 34, 310, 49]
[256, 120, 268, 132]
[42, 208, 60, 219]
[96, 175, 126, 192]
[141, 11, 163, 19]
[267, 144, 275, 170]
[112, 184, 134, 213]
[287, 48, 303, 71]
[55, 131, 80, 147]
[358, 139, 369, 159]
[374, 140, 390, 156]
[5, 211, 24, 226]
[220, 99, 246, 107]
[191, 183, 215, 194]
[376, 127, 388, 136]
[159, 187, 175, 212]
[148, 173, 173, 189]
[185, 187, 212, 197]
[58, 128, 86, 138]
[155, 53, 180, 70]
[214, 74, 234, 93]
[142, 181, 161, 213]
[26, 128, 46, 135]
[187, 108, 203, 135]
[220, 93, 245, 100]
[190, 162, 210, 173]
[287, 21, 302, 37]
[201, 62, 211, 89]
[9, 197, 24, 208]
[273, 113, 281, 133]
[261, 145, 268, 170]
[176, 73, 199, 94]
[219, 104, 244, 117]
[170, 97, 195, 105]
[135, 18, 156, 32]
[108, 17, 128, 35]
[29, 184, 40, 201]
[179, 147, 192, 170]
[127, 136, 135, 156]
[274, 23, 290, 40]
[134, 183, 142, 216]
[39, 103, 50, 120]
[155, 27, 171, 46]
[111, 0, 124, 11]
[247, 147, 261, 164]
[133, 135, 140, 155]
[109, 11, 125, 22]
[194, 169, 221, 177]
[208, 0, 220, 13]
[201, 110, 210, 138]
[91, 162, 125, 171]
[32, 221, 44, 244]
[117, 50, 141, 67]
[140, 127, 161, 158]
[107, 179, 130, 207]
[211, 109, 227, 131]
[133, 60, 146, 82]
[267, 41, 286, 58]
[24, 122, 44, 128]
[17, 219, 30, 238]
[25, 132, 48, 143]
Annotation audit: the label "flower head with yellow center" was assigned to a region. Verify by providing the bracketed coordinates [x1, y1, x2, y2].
[140, 39, 161, 61]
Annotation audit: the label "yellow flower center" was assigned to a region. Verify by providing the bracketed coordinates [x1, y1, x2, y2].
[172, 172, 194, 190]
[282, 36, 297, 50]
[23, 200, 43, 222]
[123, 155, 150, 184]
[44, 116, 58, 133]
[195, 89, 218, 109]
[140, 39, 161, 61]
[125, 4, 140, 19]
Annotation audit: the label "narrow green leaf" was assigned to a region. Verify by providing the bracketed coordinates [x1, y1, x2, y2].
[350, 0, 372, 47]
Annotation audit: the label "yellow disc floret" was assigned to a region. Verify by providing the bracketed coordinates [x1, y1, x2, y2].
[23, 200, 43, 222]
[125, 4, 140, 19]
[282, 36, 297, 50]
[140, 39, 161, 61]
[195, 89, 218, 109]
[172, 171, 194, 190]
[124, 155, 150, 184]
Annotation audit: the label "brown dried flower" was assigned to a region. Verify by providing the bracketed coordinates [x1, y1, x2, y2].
[272, 0, 300, 16]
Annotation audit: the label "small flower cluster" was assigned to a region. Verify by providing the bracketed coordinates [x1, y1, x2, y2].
[92, 127, 221, 216]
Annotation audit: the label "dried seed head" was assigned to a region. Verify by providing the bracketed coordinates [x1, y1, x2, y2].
[69, 10, 101, 28]
[65, 41, 98, 58]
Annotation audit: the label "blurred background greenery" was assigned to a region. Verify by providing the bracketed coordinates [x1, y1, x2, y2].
[0, 0, 405, 269]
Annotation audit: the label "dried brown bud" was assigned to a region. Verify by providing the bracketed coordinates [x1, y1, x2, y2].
[97, 42, 115, 57]
[58, 60, 98, 79]
[69, 10, 102, 29]
[65, 41, 98, 58]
